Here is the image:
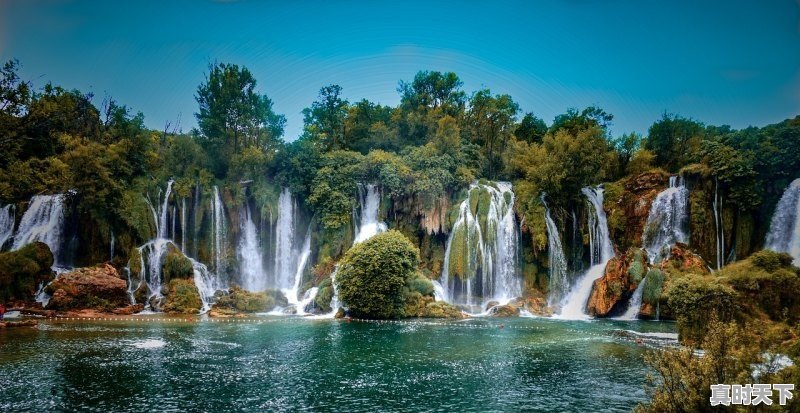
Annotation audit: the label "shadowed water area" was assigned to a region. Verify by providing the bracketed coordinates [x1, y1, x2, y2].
[0, 317, 676, 412]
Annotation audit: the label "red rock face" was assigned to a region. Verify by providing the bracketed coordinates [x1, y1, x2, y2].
[606, 171, 668, 251]
[45, 264, 130, 311]
[586, 254, 637, 317]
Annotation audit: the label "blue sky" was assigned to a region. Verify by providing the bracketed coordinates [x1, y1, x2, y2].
[1, 0, 798, 140]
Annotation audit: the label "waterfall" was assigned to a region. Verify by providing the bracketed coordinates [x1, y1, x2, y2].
[110, 230, 115, 261]
[238, 204, 267, 292]
[543, 196, 568, 307]
[617, 275, 646, 320]
[557, 186, 614, 319]
[353, 184, 388, 244]
[12, 194, 66, 264]
[284, 229, 312, 312]
[192, 183, 200, 258]
[642, 176, 689, 263]
[713, 178, 724, 270]
[211, 186, 227, 276]
[180, 198, 186, 252]
[0, 204, 15, 249]
[439, 181, 520, 310]
[765, 178, 800, 265]
[159, 180, 174, 239]
[274, 188, 297, 290]
[129, 238, 219, 312]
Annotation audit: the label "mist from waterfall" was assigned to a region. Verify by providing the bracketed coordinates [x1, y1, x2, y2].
[543, 195, 568, 307]
[765, 178, 800, 265]
[556, 186, 614, 320]
[211, 186, 227, 276]
[12, 194, 66, 265]
[274, 188, 297, 291]
[642, 176, 689, 263]
[439, 181, 520, 310]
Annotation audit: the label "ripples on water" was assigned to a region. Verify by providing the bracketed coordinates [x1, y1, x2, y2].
[0, 317, 676, 412]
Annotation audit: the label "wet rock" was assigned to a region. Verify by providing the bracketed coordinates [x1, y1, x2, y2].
[163, 279, 201, 314]
[112, 304, 145, 315]
[605, 171, 668, 251]
[484, 301, 500, 311]
[45, 264, 129, 311]
[487, 304, 520, 317]
[0, 319, 38, 328]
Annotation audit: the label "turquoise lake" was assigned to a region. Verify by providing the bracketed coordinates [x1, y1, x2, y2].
[0, 316, 677, 412]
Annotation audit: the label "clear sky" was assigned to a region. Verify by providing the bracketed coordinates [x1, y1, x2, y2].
[1, 0, 798, 140]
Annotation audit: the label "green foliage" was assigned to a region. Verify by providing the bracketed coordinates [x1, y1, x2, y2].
[464, 89, 519, 178]
[336, 230, 422, 319]
[163, 279, 202, 314]
[667, 275, 739, 344]
[644, 113, 704, 172]
[641, 269, 664, 306]
[627, 249, 646, 284]
[0, 242, 54, 304]
[195, 62, 285, 177]
[163, 248, 194, 282]
[514, 112, 547, 144]
[723, 250, 800, 321]
[302, 85, 349, 151]
[213, 286, 281, 312]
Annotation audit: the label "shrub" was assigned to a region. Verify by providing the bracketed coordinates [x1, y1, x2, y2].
[0, 242, 54, 304]
[667, 275, 739, 344]
[336, 230, 422, 319]
[641, 269, 664, 306]
[163, 248, 194, 282]
[163, 279, 202, 314]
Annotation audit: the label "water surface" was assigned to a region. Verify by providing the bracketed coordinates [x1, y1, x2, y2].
[0, 317, 676, 412]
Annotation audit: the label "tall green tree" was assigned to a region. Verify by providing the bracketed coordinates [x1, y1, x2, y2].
[195, 62, 285, 176]
[302, 84, 349, 151]
[465, 89, 519, 178]
[644, 113, 704, 171]
[515, 112, 548, 144]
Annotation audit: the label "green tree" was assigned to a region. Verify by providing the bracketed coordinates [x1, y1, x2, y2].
[550, 106, 613, 136]
[514, 112, 547, 144]
[302, 84, 349, 151]
[335, 230, 422, 319]
[195, 62, 285, 176]
[644, 113, 704, 171]
[465, 89, 519, 178]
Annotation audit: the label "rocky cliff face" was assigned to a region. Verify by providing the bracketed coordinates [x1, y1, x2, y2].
[604, 171, 668, 252]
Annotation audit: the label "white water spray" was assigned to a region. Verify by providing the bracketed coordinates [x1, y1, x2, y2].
[543, 195, 568, 307]
[765, 178, 800, 265]
[642, 176, 689, 263]
[12, 194, 66, 264]
[0, 204, 15, 249]
[238, 205, 267, 292]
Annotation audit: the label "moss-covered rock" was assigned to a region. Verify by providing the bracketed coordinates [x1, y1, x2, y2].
[487, 303, 520, 317]
[45, 264, 129, 311]
[163, 279, 202, 314]
[212, 286, 287, 313]
[0, 242, 54, 304]
[163, 246, 194, 282]
[586, 248, 646, 317]
[604, 170, 668, 251]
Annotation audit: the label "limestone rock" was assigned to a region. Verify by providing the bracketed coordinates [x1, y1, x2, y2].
[45, 264, 129, 311]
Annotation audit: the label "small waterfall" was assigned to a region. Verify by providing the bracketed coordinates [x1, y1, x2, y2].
[353, 184, 388, 244]
[285, 229, 312, 312]
[557, 186, 614, 319]
[713, 178, 724, 270]
[180, 198, 186, 252]
[440, 181, 520, 310]
[129, 238, 219, 312]
[618, 275, 646, 320]
[543, 195, 568, 307]
[238, 205, 267, 292]
[110, 230, 115, 260]
[159, 180, 174, 239]
[765, 178, 800, 265]
[274, 188, 297, 290]
[12, 194, 66, 264]
[0, 204, 15, 249]
[211, 186, 227, 276]
[642, 176, 689, 263]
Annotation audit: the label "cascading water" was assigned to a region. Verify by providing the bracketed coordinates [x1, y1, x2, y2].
[543, 195, 568, 307]
[439, 181, 520, 310]
[557, 186, 614, 319]
[713, 178, 725, 270]
[618, 277, 646, 320]
[12, 194, 66, 264]
[642, 176, 689, 263]
[274, 188, 296, 291]
[238, 205, 267, 292]
[181, 198, 186, 252]
[159, 180, 174, 239]
[765, 178, 800, 265]
[285, 229, 313, 314]
[354, 184, 388, 244]
[211, 186, 227, 276]
[0, 204, 15, 249]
